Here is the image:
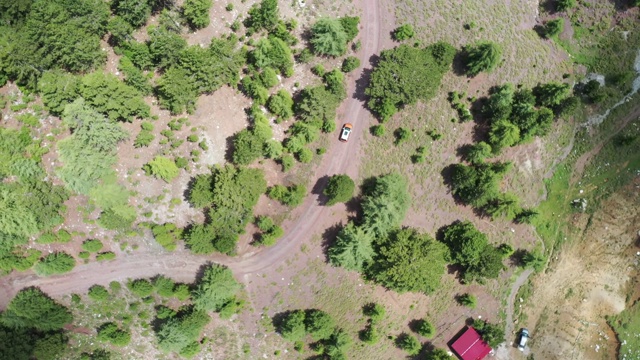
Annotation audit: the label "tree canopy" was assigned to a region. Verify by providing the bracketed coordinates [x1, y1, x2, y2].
[310, 18, 348, 56]
[192, 264, 241, 312]
[323, 174, 356, 205]
[1, 287, 73, 331]
[328, 222, 375, 272]
[361, 173, 411, 237]
[368, 228, 448, 293]
[464, 41, 502, 76]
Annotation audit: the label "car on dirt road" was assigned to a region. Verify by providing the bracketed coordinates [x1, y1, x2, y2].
[339, 123, 352, 142]
[518, 328, 529, 351]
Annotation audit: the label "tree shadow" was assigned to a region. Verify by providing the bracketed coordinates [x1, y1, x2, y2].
[439, 164, 458, 200]
[456, 144, 473, 161]
[452, 50, 468, 77]
[353, 66, 373, 102]
[224, 135, 236, 163]
[311, 175, 330, 206]
[321, 222, 344, 261]
[182, 176, 200, 208]
[408, 319, 424, 333]
[510, 249, 528, 267]
[271, 310, 295, 335]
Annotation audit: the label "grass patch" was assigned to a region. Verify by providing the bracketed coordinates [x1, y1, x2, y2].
[608, 300, 640, 360]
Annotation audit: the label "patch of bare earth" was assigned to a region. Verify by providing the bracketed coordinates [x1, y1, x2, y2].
[522, 179, 640, 360]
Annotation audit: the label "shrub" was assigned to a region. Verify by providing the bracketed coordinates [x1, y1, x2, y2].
[363, 303, 385, 324]
[556, 0, 576, 12]
[183, 0, 213, 29]
[267, 184, 306, 207]
[542, 19, 563, 38]
[134, 130, 154, 147]
[128, 279, 154, 297]
[392, 24, 415, 41]
[394, 127, 410, 145]
[341, 56, 361, 73]
[360, 325, 379, 344]
[280, 154, 294, 172]
[97, 322, 131, 346]
[35, 253, 76, 276]
[296, 148, 313, 163]
[415, 319, 435, 338]
[277, 310, 306, 341]
[151, 223, 182, 251]
[78, 251, 90, 259]
[256, 216, 275, 232]
[187, 134, 199, 143]
[144, 156, 180, 182]
[192, 264, 241, 312]
[310, 18, 348, 56]
[396, 333, 421, 355]
[88, 285, 110, 301]
[304, 309, 336, 340]
[156, 309, 210, 354]
[370, 124, 385, 136]
[96, 252, 116, 261]
[458, 293, 477, 308]
[82, 239, 103, 253]
[323, 174, 355, 205]
[267, 89, 294, 119]
[464, 42, 502, 76]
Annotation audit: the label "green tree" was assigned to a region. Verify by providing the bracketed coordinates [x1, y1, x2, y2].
[360, 325, 379, 344]
[323, 174, 355, 205]
[448, 162, 510, 208]
[542, 19, 563, 38]
[156, 67, 198, 114]
[192, 264, 241, 312]
[81, 239, 103, 253]
[465, 142, 492, 164]
[341, 56, 361, 73]
[277, 310, 306, 341]
[97, 322, 131, 346]
[112, 0, 151, 28]
[267, 184, 306, 207]
[148, 28, 188, 69]
[515, 208, 538, 224]
[304, 309, 335, 340]
[144, 156, 180, 182]
[38, 71, 80, 116]
[88, 285, 109, 301]
[33, 332, 68, 360]
[152, 223, 182, 251]
[392, 24, 415, 41]
[249, 37, 294, 76]
[396, 333, 421, 355]
[369, 228, 448, 293]
[244, 0, 279, 32]
[458, 293, 477, 308]
[366, 43, 455, 121]
[361, 173, 411, 237]
[267, 89, 294, 119]
[441, 221, 488, 267]
[0, 189, 38, 237]
[295, 86, 342, 124]
[328, 222, 375, 272]
[310, 18, 348, 56]
[426, 348, 452, 360]
[79, 71, 150, 121]
[1, 287, 73, 331]
[339, 16, 360, 41]
[463, 245, 504, 283]
[183, 0, 212, 29]
[472, 319, 504, 348]
[127, 279, 154, 297]
[363, 303, 386, 324]
[415, 319, 435, 338]
[556, 0, 576, 11]
[153, 275, 176, 297]
[108, 16, 134, 45]
[483, 193, 520, 220]
[483, 84, 514, 120]
[522, 249, 546, 272]
[156, 309, 210, 354]
[464, 41, 502, 76]
[533, 82, 571, 108]
[34, 253, 75, 276]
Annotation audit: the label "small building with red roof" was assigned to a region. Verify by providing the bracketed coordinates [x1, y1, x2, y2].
[450, 326, 492, 360]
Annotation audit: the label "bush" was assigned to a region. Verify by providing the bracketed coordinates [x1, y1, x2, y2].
[464, 42, 502, 76]
[267, 184, 306, 207]
[360, 325, 379, 344]
[392, 24, 415, 41]
[340, 16, 360, 42]
[370, 124, 385, 136]
[144, 156, 180, 182]
[277, 310, 306, 341]
[153, 276, 176, 298]
[152, 223, 182, 251]
[183, 0, 213, 29]
[255, 216, 275, 232]
[98, 206, 136, 231]
[96, 252, 116, 261]
[542, 19, 563, 38]
[244, 0, 279, 32]
[296, 148, 313, 163]
[556, 0, 576, 11]
[82, 239, 103, 253]
[396, 333, 421, 355]
[35, 253, 76, 276]
[192, 264, 241, 312]
[127, 279, 154, 297]
[156, 309, 210, 354]
[267, 89, 294, 119]
[341, 56, 361, 73]
[394, 127, 411, 145]
[134, 130, 154, 147]
[97, 322, 131, 346]
[472, 319, 504, 348]
[415, 319, 435, 338]
[88, 285, 110, 301]
[323, 174, 355, 205]
[363, 303, 385, 324]
[310, 18, 348, 56]
[280, 154, 294, 172]
[458, 293, 477, 308]
[304, 309, 336, 340]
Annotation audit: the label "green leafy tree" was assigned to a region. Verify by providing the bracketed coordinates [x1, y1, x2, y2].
[472, 319, 504, 348]
[464, 41, 502, 76]
[232, 130, 264, 165]
[156, 67, 198, 114]
[363, 303, 386, 324]
[366, 44, 455, 121]
[392, 24, 415, 41]
[483, 193, 520, 220]
[127, 279, 154, 297]
[183, 0, 212, 29]
[111, 0, 151, 28]
[144, 156, 180, 182]
[192, 264, 241, 312]
[1, 287, 73, 331]
[415, 319, 435, 338]
[304, 309, 335, 340]
[328, 222, 375, 272]
[88, 285, 110, 301]
[441, 221, 488, 267]
[295, 85, 342, 124]
[38, 71, 80, 116]
[369, 228, 448, 293]
[465, 142, 492, 164]
[542, 19, 563, 38]
[79, 71, 150, 121]
[97, 322, 131, 346]
[533, 82, 571, 108]
[556, 0, 576, 11]
[361, 173, 411, 238]
[323, 174, 355, 205]
[34, 253, 75, 276]
[448, 162, 510, 208]
[339, 16, 360, 41]
[426, 348, 452, 360]
[341, 56, 361, 73]
[277, 310, 306, 341]
[360, 325, 379, 344]
[458, 293, 477, 308]
[244, 0, 279, 32]
[156, 309, 210, 354]
[267, 89, 294, 119]
[396, 333, 421, 355]
[148, 28, 188, 69]
[108, 16, 134, 45]
[249, 37, 294, 76]
[310, 18, 348, 56]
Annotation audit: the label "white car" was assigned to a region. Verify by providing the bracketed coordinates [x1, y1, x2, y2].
[339, 123, 353, 142]
[518, 328, 529, 351]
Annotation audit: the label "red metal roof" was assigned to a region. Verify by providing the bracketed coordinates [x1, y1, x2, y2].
[450, 327, 492, 360]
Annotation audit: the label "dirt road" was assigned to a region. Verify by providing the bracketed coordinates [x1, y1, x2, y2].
[0, 0, 387, 309]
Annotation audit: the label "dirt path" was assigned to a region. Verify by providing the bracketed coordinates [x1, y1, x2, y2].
[505, 269, 534, 338]
[0, 0, 387, 309]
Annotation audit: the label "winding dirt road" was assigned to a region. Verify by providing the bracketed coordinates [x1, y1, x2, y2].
[0, 0, 388, 309]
